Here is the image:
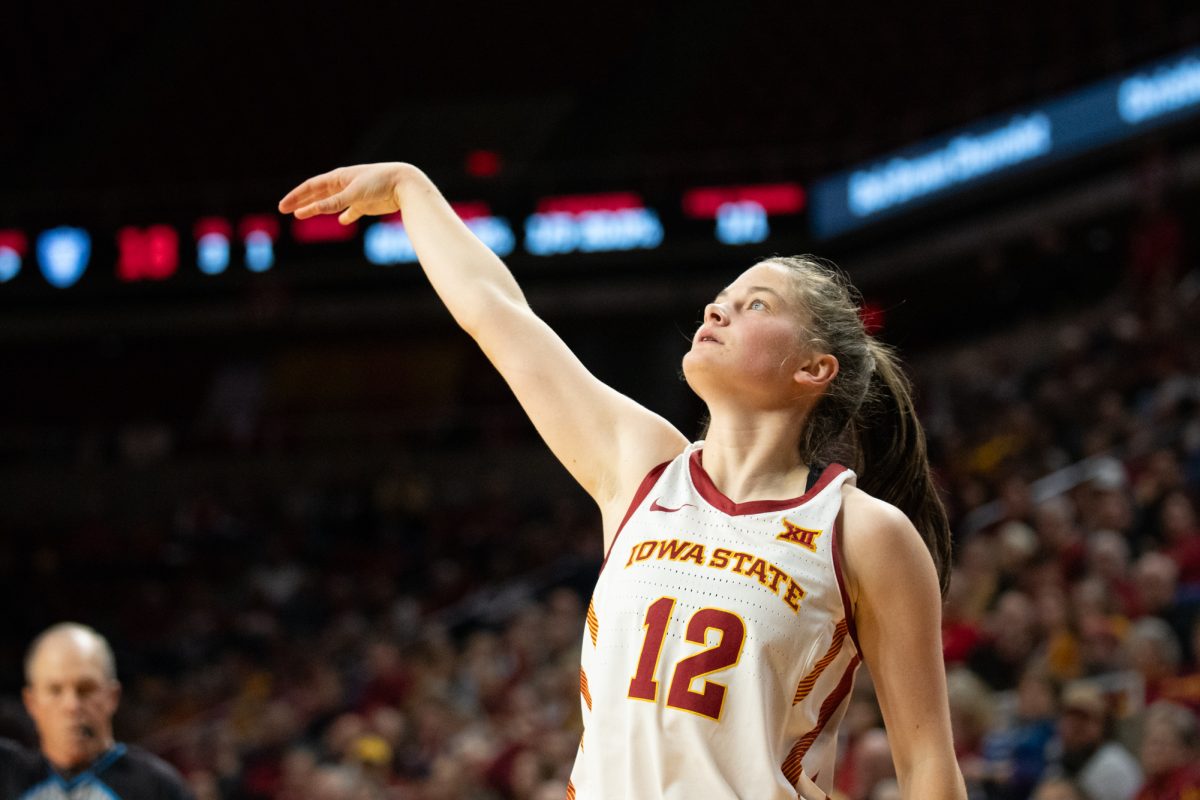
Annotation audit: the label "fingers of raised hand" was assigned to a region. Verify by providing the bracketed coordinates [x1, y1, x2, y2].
[277, 169, 348, 214]
[338, 207, 364, 225]
[285, 192, 348, 220]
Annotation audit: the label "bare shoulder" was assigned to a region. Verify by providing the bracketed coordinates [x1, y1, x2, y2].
[838, 484, 939, 606]
[599, 433, 690, 548]
[839, 484, 921, 553]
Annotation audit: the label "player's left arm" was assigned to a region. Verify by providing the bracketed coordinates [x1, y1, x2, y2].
[840, 487, 966, 800]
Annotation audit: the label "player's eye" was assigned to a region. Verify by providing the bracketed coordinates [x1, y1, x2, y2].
[748, 298, 767, 310]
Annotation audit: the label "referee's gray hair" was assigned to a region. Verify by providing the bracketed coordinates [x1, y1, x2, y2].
[24, 623, 118, 685]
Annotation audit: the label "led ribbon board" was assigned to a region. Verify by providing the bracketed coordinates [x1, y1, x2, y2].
[809, 47, 1200, 239]
[0, 231, 27, 283]
[365, 202, 514, 265]
[524, 193, 662, 256]
[682, 184, 805, 245]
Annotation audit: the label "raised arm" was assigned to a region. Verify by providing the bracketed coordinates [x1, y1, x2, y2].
[279, 163, 688, 543]
[839, 488, 967, 800]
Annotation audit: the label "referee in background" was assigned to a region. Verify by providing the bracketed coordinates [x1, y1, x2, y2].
[0, 622, 193, 799]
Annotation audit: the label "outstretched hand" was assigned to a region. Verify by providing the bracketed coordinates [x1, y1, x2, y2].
[278, 163, 409, 224]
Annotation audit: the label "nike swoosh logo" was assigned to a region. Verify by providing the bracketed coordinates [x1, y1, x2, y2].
[649, 499, 694, 513]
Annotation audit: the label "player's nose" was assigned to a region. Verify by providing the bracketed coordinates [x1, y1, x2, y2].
[704, 303, 729, 325]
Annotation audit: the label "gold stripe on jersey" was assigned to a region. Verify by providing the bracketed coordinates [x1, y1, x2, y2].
[792, 619, 848, 705]
[580, 667, 593, 711]
[781, 655, 861, 785]
[586, 599, 599, 647]
[567, 780, 576, 800]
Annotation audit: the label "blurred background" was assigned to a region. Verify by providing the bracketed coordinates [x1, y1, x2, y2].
[2, 3, 1200, 799]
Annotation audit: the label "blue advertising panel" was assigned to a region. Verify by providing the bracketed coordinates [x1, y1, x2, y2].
[809, 49, 1200, 239]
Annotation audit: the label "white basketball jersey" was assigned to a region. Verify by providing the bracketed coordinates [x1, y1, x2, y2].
[569, 442, 861, 800]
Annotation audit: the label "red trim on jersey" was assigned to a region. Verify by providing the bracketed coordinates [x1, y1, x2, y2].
[793, 619, 848, 705]
[830, 520, 862, 654]
[781, 760, 804, 792]
[599, 460, 671, 572]
[689, 450, 847, 516]
[781, 654, 861, 784]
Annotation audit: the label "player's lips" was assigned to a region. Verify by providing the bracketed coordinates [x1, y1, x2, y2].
[696, 328, 722, 344]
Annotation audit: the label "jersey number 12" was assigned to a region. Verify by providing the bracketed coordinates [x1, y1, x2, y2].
[627, 596, 747, 720]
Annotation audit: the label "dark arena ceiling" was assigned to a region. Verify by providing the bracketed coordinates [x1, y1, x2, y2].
[5, 1, 1197, 214]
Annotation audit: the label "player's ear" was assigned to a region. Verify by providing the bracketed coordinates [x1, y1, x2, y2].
[793, 352, 838, 389]
[22, 686, 36, 718]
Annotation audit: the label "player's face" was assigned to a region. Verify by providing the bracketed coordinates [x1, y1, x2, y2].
[683, 261, 827, 409]
[23, 637, 119, 771]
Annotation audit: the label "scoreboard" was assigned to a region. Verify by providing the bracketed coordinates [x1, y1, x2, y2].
[0, 184, 808, 297]
[4, 46, 1200, 302]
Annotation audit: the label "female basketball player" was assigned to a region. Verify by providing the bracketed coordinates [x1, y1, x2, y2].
[280, 163, 966, 800]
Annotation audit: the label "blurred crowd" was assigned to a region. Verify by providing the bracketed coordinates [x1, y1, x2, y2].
[0, 463, 602, 800]
[2, 192, 1199, 800]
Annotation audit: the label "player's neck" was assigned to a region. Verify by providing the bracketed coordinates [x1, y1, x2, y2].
[701, 411, 809, 502]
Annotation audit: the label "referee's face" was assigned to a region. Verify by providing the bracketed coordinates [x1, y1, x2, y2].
[22, 634, 120, 772]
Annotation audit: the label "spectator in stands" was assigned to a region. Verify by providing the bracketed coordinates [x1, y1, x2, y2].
[1154, 616, 1200, 713]
[1075, 612, 1128, 677]
[1081, 477, 1136, 546]
[1158, 490, 1200, 587]
[846, 729, 895, 800]
[1133, 701, 1200, 800]
[979, 667, 1059, 800]
[1126, 617, 1184, 705]
[942, 570, 983, 665]
[947, 668, 996, 796]
[1044, 681, 1141, 800]
[1036, 585, 1084, 682]
[1135, 553, 1200, 659]
[969, 591, 1040, 690]
[1130, 450, 1187, 545]
[1086, 530, 1140, 617]
[1033, 496, 1087, 583]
